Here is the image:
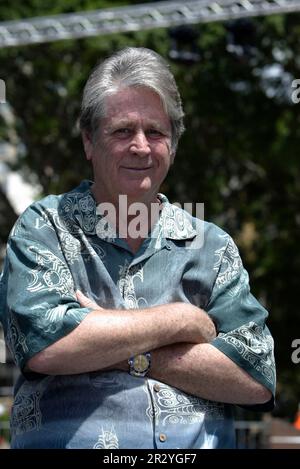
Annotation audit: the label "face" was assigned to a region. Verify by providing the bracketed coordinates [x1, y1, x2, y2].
[82, 87, 173, 206]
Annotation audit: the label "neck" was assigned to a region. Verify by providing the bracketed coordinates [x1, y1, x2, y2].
[91, 184, 159, 207]
[91, 186, 162, 249]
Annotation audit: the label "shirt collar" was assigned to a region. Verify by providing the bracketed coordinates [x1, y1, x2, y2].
[59, 180, 197, 242]
[155, 193, 197, 241]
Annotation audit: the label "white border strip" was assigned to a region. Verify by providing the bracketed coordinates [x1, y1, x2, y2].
[270, 436, 300, 444]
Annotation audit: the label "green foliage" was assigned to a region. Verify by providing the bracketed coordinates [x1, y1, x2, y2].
[0, 0, 131, 21]
[0, 1, 300, 416]
[0, 407, 10, 443]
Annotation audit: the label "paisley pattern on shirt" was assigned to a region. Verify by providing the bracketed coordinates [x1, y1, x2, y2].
[10, 376, 53, 437]
[60, 193, 96, 235]
[153, 195, 197, 249]
[93, 427, 119, 449]
[118, 261, 148, 309]
[34, 207, 105, 264]
[213, 235, 243, 291]
[5, 311, 28, 365]
[30, 302, 82, 335]
[218, 321, 275, 385]
[27, 247, 74, 297]
[145, 382, 224, 426]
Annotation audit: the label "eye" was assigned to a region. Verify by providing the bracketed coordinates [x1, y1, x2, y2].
[147, 129, 163, 137]
[114, 128, 132, 137]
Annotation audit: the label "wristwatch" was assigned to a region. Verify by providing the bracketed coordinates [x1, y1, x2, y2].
[128, 352, 151, 377]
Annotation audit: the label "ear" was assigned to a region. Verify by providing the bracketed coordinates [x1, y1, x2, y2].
[82, 131, 94, 161]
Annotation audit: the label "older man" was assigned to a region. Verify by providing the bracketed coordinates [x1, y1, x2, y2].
[0, 47, 275, 449]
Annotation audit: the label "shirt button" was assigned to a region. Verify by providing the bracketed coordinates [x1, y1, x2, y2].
[153, 383, 160, 392]
[159, 433, 167, 442]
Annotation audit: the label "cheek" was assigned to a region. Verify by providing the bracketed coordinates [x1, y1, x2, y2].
[153, 140, 171, 156]
[106, 141, 129, 160]
[166, 140, 172, 155]
[162, 140, 172, 163]
[158, 143, 172, 167]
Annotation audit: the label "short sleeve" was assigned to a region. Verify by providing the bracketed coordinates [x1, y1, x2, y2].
[207, 235, 276, 411]
[0, 233, 92, 370]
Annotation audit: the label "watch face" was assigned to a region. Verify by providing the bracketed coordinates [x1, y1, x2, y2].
[133, 354, 149, 372]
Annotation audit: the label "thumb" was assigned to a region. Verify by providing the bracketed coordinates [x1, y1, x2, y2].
[76, 290, 99, 310]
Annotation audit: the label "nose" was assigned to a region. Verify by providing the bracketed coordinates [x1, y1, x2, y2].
[129, 130, 150, 157]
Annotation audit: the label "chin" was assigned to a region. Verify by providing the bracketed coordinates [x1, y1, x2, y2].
[122, 182, 153, 198]
[126, 189, 152, 200]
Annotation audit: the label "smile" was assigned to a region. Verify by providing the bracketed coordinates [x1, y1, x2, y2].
[121, 167, 152, 171]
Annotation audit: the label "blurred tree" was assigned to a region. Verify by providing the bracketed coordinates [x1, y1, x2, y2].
[0, 1, 299, 414]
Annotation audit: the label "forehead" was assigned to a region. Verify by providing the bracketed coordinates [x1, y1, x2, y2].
[103, 87, 170, 126]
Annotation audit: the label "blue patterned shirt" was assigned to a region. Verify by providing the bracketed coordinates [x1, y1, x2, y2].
[0, 180, 275, 449]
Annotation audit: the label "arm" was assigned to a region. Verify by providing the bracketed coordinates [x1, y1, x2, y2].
[148, 343, 272, 405]
[140, 234, 274, 407]
[87, 288, 272, 407]
[146, 235, 275, 407]
[109, 340, 271, 406]
[27, 291, 216, 375]
[42, 293, 269, 406]
[106, 343, 272, 405]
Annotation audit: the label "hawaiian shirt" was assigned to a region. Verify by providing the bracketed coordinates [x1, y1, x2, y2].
[0, 180, 276, 449]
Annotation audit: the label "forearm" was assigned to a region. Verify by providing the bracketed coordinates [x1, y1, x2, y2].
[27, 302, 215, 375]
[148, 343, 272, 405]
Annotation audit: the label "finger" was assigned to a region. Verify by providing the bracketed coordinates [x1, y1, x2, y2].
[76, 290, 99, 309]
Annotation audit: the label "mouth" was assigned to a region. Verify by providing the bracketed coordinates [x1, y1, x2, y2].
[121, 167, 152, 171]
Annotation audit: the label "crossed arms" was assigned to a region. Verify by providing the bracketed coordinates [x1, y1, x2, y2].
[27, 291, 272, 406]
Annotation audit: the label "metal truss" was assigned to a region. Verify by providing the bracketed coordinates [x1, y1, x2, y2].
[0, 0, 300, 48]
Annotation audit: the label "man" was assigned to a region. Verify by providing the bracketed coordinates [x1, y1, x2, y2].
[0, 47, 275, 449]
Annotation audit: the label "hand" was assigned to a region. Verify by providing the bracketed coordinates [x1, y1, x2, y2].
[76, 290, 103, 310]
[180, 303, 217, 344]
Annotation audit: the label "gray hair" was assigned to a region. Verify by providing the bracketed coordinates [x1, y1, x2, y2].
[79, 47, 185, 154]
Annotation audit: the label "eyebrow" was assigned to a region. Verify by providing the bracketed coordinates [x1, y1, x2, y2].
[107, 119, 134, 129]
[105, 119, 170, 133]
